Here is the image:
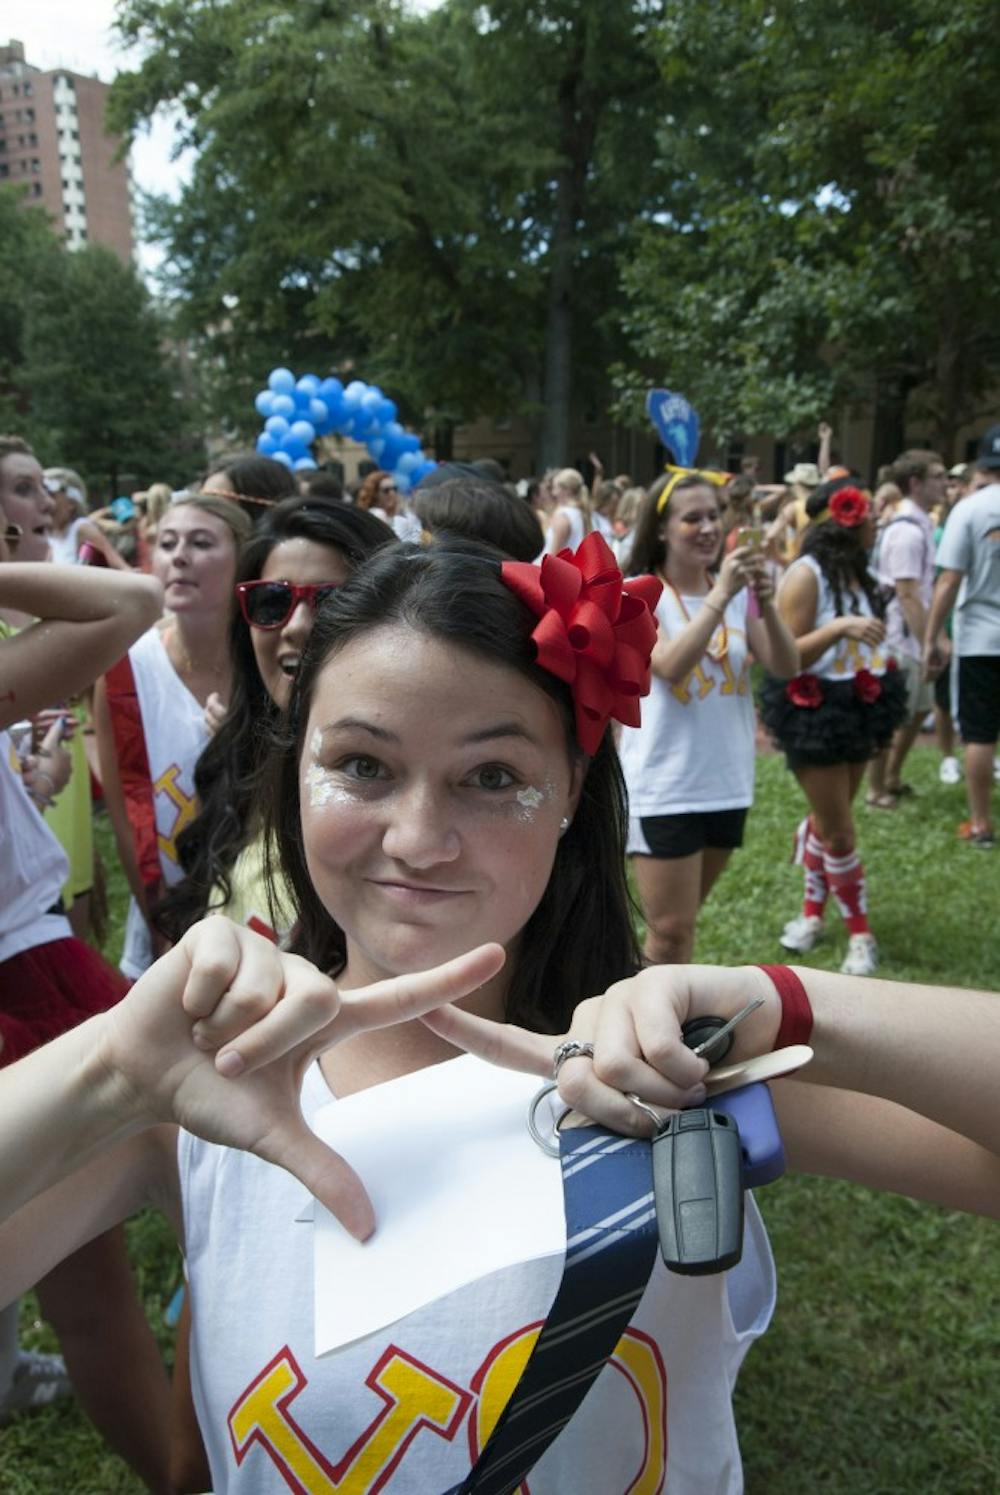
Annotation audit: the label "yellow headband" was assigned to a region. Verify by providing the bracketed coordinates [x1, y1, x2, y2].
[656, 464, 731, 515]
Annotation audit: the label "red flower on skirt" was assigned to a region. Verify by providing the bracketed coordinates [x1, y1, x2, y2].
[853, 669, 883, 703]
[786, 673, 824, 709]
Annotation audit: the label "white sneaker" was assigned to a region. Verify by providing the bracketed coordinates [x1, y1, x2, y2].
[939, 756, 962, 785]
[840, 933, 878, 976]
[779, 914, 824, 952]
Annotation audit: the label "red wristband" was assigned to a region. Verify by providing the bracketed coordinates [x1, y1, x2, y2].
[757, 964, 813, 1049]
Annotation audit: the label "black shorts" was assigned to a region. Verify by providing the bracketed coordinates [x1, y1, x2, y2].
[957, 655, 1000, 744]
[933, 660, 953, 715]
[628, 808, 749, 859]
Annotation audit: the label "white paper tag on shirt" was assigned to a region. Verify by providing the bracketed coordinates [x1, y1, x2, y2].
[312, 1054, 566, 1356]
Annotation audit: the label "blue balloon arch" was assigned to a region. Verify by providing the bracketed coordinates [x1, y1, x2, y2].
[253, 367, 436, 493]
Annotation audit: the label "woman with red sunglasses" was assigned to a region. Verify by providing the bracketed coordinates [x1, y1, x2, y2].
[94, 495, 252, 981]
[153, 497, 395, 948]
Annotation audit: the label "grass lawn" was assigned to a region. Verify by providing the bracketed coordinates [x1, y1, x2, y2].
[3, 744, 998, 1492]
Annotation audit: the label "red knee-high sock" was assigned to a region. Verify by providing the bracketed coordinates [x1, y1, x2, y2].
[793, 816, 828, 918]
[822, 844, 870, 934]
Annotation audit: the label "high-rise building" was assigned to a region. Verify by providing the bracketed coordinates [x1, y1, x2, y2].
[0, 39, 134, 264]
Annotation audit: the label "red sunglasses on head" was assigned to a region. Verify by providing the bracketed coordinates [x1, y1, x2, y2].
[236, 579, 341, 630]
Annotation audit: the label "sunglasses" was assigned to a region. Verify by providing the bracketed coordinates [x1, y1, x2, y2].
[236, 579, 340, 630]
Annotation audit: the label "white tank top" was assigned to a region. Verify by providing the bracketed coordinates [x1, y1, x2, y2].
[543, 504, 588, 555]
[618, 586, 756, 814]
[784, 555, 888, 680]
[0, 732, 72, 963]
[47, 517, 87, 565]
[119, 627, 210, 978]
[178, 1064, 775, 1494]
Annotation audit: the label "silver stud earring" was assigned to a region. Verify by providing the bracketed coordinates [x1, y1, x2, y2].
[559, 816, 571, 835]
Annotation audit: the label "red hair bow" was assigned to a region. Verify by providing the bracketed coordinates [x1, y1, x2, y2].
[500, 532, 663, 754]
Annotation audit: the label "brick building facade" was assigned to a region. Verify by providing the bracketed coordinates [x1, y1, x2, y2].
[0, 39, 134, 263]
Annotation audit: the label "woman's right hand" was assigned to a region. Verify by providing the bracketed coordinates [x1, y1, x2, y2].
[714, 548, 751, 602]
[98, 918, 506, 1238]
[203, 691, 228, 736]
[840, 614, 885, 646]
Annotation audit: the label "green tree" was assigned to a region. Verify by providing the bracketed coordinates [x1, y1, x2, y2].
[0, 188, 63, 431]
[21, 245, 201, 498]
[615, 0, 1000, 465]
[110, 0, 674, 464]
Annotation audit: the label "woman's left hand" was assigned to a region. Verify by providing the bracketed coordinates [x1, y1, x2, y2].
[420, 963, 781, 1135]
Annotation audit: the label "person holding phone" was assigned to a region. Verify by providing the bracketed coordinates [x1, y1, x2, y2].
[621, 472, 799, 963]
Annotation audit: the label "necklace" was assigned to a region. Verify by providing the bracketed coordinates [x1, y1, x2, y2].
[661, 573, 729, 662]
[164, 625, 228, 682]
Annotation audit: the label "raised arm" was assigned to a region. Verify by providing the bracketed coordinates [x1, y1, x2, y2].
[420, 963, 1000, 1219]
[0, 561, 161, 729]
[651, 550, 749, 683]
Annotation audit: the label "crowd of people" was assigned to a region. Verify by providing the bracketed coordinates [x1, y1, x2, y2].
[0, 420, 998, 1493]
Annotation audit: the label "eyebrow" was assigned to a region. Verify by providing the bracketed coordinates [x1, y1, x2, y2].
[318, 718, 540, 747]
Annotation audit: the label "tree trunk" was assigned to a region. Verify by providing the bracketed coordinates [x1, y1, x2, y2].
[539, 43, 600, 471]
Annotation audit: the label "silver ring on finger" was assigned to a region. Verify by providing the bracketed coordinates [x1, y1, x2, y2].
[551, 1039, 595, 1080]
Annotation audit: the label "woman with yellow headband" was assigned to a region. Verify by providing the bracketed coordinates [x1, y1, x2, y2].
[620, 469, 799, 963]
[760, 477, 907, 974]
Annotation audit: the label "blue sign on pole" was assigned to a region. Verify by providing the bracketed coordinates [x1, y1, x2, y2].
[645, 388, 701, 468]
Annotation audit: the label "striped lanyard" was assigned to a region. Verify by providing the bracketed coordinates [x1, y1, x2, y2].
[446, 1125, 659, 1495]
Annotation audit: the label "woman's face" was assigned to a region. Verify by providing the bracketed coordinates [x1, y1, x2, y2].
[300, 624, 583, 989]
[662, 484, 722, 570]
[0, 453, 54, 563]
[250, 537, 352, 709]
[153, 506, 238, 617]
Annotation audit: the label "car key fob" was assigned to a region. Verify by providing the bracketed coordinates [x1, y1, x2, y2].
[651, 1108, 744, 1276]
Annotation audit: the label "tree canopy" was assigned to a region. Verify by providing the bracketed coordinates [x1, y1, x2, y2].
[109, 0, 1000, 467]
[0, 187, 200, 498]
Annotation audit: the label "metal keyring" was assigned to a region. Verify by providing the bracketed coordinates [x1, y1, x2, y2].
[527, 1081, 572, 1158]
[625, 1092, 664, 1131]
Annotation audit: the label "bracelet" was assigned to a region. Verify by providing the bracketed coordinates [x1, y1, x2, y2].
[756, 965, 813, 1048]
[30, 770, 56, 796]
[703, 597, 726, 618]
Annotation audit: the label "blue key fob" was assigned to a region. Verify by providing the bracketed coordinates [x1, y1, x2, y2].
[708, 1082, 786, 1189]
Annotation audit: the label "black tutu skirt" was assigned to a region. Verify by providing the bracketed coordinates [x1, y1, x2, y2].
[759, 667, 908, 767]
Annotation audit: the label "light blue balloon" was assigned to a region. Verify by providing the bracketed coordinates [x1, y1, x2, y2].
[280, 432, 307, 457]
[256, 431, 279, 455]
[344, 380, 368, 403]
[361, 389, 382, 416]
[319, 376, 344, 404]
[293, 456, 318, 472]
[368, 437, 386, 459]
[397, 451, 421, 475]
[309, 398, 330, 427]
[268, 367, 295, 394]
[271, 393, 296, 420]
[264, 415, 290, 438]
[395, 473, 412, 494]
[255, 390, 275, 417]
[296, 374, 321, 396]
[384, 421, 404, 442]
[377, 398, 397, 425]
[290, 419, 316, 446]
[272, 449, 294, 468]
[399, 433, 421, 454]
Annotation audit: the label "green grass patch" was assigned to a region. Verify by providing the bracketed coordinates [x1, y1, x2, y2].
[4, 750, 998, 1491]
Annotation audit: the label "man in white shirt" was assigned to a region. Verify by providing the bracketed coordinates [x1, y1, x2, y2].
[924, 425, 1000, 848]
[868, 449, 946, 802]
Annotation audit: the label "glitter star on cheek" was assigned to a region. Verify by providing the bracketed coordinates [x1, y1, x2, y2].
[516, 786, 544, 810]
